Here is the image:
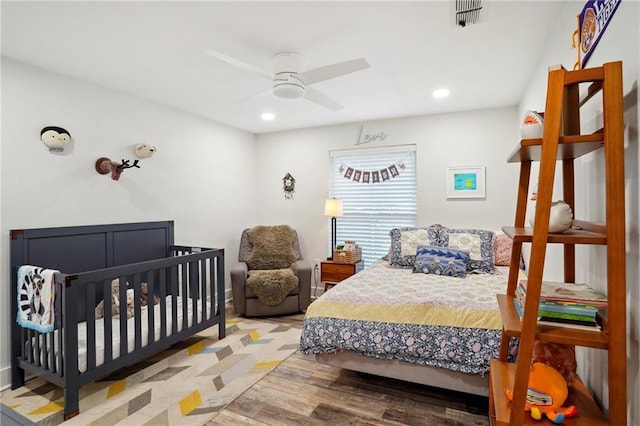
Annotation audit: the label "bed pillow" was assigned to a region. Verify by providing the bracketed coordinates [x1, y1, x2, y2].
[430, 228, 495, 274]
[413, 246, 469, 278]
[493, 233, 513, 266]
[388, 225, 446, 268]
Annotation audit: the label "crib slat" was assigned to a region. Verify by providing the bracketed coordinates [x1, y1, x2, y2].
[44, 331, 51, 371]
[119, 275, 128, 358]
[133, 274, 142, 350]
[159, 268, 167, 339]
[54, 282, 62, 375]
[217, 252, 226, 338]
[147, 271, 155, 345]
[214, 258, 218, 316]
[181, 263, 188, 331]
[57, 312, 63, 374]
[86, 283, 96, 370]
[201, 259, 207, 321]
[190, 261, 197, 326]
[26, 329, 33, 363]
[171, 265, 178, 335]
[103, 279, 113, 363]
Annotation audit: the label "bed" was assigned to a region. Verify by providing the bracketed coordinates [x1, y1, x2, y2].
[300, 226, 519, 396]
[9, 221, 225, 420]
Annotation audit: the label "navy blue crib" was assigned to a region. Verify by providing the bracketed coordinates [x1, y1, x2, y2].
[9, 221, 225, 420]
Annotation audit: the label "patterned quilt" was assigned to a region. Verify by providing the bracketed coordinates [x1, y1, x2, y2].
[300, 260, 518, 375]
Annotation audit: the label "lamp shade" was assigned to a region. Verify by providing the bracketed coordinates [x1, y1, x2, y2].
[324, 198, 343, 217]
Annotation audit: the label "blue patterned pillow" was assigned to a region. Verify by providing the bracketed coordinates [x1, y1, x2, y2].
[429, 228, 495, 274]
[413, 246, 469, 278]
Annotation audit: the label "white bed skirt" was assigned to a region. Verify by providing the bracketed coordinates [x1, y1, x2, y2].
[315, 351, 489, 396]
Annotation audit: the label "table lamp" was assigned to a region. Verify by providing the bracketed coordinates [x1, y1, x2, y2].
[324, 198, 343, 260]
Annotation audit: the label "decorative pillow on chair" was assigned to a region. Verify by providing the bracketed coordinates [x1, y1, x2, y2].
[430, 228, 495, 274]
[389, 225, 446, 268]
[413, 246, 469, 278]
[246, 225, 298, 270]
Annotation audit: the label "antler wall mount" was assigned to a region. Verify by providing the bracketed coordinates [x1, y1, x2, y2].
[95, 157, 140, 181]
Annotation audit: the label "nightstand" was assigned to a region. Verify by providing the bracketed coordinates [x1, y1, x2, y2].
[320, 260, 364, 291]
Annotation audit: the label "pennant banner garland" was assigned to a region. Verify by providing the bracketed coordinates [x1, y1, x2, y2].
[338, 157, 408, 184]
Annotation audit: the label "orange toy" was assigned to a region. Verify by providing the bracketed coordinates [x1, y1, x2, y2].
[505, 362, 578, 424]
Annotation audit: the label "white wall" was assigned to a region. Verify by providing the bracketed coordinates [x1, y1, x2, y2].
[256, 107, 521, 293]
[519, 0, 639, 422]
[0, 59, 258, 389]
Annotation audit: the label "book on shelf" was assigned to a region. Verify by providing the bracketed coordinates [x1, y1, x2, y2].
[536, 309, 596, 323]
[515, 284, 598, 320]
[519, 280, 607, 308]
[513, 298, 601, 331]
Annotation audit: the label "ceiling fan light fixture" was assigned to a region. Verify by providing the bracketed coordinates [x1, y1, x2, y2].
[206, 48, 368, 110]
[273, 82, 305, 99]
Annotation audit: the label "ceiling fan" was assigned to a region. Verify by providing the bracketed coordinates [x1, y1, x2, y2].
[205, 50, 370, 111]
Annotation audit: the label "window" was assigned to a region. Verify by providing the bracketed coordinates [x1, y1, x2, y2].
[329, 145, 417, 266]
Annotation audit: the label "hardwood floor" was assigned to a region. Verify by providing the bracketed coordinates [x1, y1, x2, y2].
[211, 313, 490, 425]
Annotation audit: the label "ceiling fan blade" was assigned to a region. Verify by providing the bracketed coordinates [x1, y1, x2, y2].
[297, 58, 370, 85]
[230, 87, 272, 107]
[205, 49, 272, 80]
[304, 86, 342, 111]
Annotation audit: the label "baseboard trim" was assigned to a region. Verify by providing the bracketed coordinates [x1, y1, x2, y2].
[0, 366, 10, 392]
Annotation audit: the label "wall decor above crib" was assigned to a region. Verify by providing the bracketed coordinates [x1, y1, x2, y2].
[95, 157, 140, 181]
[40, 126, 71, 153]
[134, 143, 157, 159]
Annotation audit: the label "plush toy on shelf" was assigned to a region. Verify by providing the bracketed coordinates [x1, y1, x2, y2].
[505, 362, 578, 424]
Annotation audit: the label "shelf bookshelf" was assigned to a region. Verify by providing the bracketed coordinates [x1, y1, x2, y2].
[489, 61, 626, 425]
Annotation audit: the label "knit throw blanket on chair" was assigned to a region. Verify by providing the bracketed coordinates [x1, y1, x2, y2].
[247, 268, 299, 306]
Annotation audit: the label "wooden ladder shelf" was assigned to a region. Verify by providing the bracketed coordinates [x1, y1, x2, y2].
[489, 61, 626, 425]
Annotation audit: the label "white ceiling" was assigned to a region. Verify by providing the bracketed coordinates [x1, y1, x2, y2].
[1, 1, 566, 134]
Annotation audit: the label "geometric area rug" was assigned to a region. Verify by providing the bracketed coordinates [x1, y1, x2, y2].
[1, 318, 301, 426]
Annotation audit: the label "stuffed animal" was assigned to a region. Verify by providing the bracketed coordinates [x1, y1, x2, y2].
[95, 280, 159, 319]
[529, 197, 574, 233]
[532, 341, 577, 385]
[95, 279, 133, 319]
[505, 362, 578, 424]
[140, 282, 160, 306]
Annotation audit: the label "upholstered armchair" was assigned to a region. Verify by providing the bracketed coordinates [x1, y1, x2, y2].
[231, 225, 312, 316]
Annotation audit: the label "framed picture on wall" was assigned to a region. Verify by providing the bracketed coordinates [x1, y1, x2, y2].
[446, 166, 486, 199]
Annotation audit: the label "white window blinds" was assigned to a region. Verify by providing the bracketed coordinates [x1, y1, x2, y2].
[329, 146, 417, 267]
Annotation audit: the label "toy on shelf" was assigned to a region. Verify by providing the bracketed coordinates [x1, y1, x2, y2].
[520, 110, 544, 139]
[505, 362, 578, 424]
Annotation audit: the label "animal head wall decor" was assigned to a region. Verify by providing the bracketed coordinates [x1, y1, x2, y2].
[95, 157, 140, 181]
[40, 126, 71, 152]
[134, 143, 157, 159]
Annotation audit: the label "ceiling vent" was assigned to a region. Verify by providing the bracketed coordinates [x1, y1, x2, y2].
[455, 0, 484, 27]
